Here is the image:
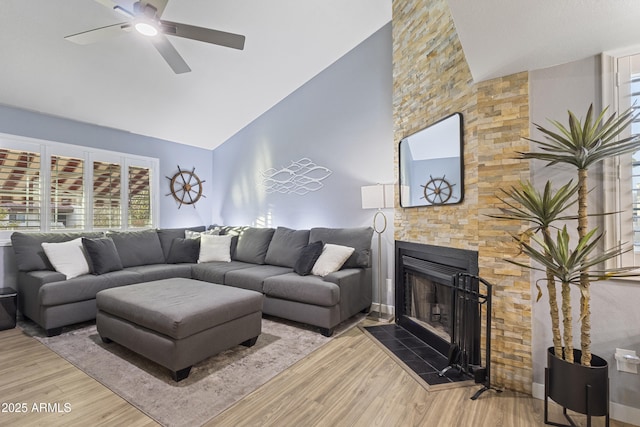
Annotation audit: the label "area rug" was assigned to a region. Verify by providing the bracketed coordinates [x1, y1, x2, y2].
[21, 315, 363, 427]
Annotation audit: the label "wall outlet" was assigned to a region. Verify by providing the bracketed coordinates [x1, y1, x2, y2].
[615, 348, 639, 374]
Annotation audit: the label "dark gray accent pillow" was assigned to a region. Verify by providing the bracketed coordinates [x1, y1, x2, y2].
[308, 227, 374, 268]
[107, 229, 166, 268]
[234, 227, 276, 264]
[265, 227, 311, 268]
[82, 237, 123, 275]
[11, 231, 104, 272]
[294, 241, 324, 276]
[157, 226, 205, 260]
[166, 238, 200, 264]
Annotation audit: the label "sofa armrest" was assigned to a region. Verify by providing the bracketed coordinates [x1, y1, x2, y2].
[323, 267, 372, 320]
[17, 270, 66, 321]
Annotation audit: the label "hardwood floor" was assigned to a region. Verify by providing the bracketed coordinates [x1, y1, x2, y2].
[0, 323, 634, 427]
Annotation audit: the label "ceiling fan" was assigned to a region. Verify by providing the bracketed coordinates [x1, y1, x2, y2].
[64, 0, 246, 74]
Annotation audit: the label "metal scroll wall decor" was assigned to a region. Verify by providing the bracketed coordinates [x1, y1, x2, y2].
[260, 158, 332, 195]
[166, 166, 205, 208]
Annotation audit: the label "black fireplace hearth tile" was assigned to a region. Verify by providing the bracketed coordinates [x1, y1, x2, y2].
[419, 372, 453, 385]
[411, 345, 443, 360]
[364, 324, 471, 386]
[403, 358, 438, 374]
[381, 339, 409, 352]
[397, 336, 427, 349]
[391, 347, 424, 361]
[382, 325, 414, 338]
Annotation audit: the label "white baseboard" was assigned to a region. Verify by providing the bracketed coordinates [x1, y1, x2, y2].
[532, 382, 640, 425]
[371, 303, 395, 316]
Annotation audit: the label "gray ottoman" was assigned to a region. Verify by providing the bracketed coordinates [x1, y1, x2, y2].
[96, 278, 263, 381]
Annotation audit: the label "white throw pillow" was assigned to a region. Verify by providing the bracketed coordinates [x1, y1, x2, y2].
[185, 229, 219, 239]
[198, 234, 232, 263]
[311, 243, 355, 277]
[41, 238, 90, 279]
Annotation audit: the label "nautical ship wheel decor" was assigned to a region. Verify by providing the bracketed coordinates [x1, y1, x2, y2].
[421, 175, 456, 205]
[166, 166, 205, 209]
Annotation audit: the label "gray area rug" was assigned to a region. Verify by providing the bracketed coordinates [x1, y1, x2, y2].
[21, 315, 363, 427]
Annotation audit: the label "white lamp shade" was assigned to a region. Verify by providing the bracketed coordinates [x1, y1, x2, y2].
[361, 184, 394, 209]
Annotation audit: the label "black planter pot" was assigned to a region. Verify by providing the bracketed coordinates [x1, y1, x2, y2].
[544, 347, 609, 427]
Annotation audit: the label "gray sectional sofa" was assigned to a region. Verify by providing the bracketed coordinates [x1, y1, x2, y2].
[11, 225, 373, 337]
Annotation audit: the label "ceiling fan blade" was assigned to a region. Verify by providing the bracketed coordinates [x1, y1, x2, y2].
[150, 34, 191, 74]
[93, 0, 134, 18]
[65, 22, 132, 45]
[160, 20, 245, 50]
[136, 0, 169, 18]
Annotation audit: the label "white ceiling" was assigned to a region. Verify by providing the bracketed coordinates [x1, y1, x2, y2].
[0, 0, 391, 150]
[2, 1, 640, 151]
[448, 0, 640, 82]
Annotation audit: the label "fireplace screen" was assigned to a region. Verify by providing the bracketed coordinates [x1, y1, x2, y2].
[395, 240, 479, 358]
[404, 272, 453, 343]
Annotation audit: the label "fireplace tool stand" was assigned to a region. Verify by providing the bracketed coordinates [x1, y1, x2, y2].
[438, 273, 501, 400]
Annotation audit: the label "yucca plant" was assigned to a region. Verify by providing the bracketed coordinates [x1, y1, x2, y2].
[491, 180, 578, 361]
[498, 104, 640, 366]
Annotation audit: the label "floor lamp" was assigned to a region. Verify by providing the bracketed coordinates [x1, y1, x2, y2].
[361, 184, 394, 322]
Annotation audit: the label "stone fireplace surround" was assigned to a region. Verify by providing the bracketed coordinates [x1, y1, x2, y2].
[392, 0, 532, 394]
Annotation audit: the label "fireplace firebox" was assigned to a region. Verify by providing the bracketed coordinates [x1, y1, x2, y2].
[395, 241, 479, 362]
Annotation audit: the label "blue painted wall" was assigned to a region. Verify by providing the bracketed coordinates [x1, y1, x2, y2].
[211, 23, 394, 230]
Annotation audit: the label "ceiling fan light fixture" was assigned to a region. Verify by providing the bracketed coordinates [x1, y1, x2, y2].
[134, 21, 158, 37]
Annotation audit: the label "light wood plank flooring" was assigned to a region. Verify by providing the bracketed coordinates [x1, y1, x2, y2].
[0, 323, 634, 427]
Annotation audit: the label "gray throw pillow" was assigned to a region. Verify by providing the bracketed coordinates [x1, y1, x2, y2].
[265, 227, 310, 267]
[82, 237, 123, 275]
[308, 227, 374, 268]
[157, 226, 205, 260]
[107, 229, 165, 268]
[166, 238, 200, 264]
[294, 241, 324, 276]
[11, 231, 104, 272]
[234, 227, 276, 264]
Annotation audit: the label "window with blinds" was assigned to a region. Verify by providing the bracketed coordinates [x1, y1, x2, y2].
[612, 53, 640, 265]
[128, 165, 152, 228]
[93, 161, 121, 228]
[50, 155, 84, 229]
[0, 148, 41, 230]
[0, 134, 158, 235]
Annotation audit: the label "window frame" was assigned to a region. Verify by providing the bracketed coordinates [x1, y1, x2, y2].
[602, 50, 640, 269]
[0, 132, 159, 239]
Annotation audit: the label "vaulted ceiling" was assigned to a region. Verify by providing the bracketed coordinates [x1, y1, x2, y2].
[1, 1, 640, 151]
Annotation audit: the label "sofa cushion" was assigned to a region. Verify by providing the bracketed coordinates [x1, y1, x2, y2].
[234, 227, 275, 264]
[191, 261, 254, 284]
[124, 264, 192, 282]
[263, 273, 340, 307]
[39, 270, 143, 306]
[224, 265, 293, 293]
[11, 231, 103, 272]
[312, 244, 355, 277]
[157, 226, 205, 260]
[265, 227, 310, 268]
[108, 229, 166, 268]
[294, 241, 324, 276]
[199, 234, 232, 262]
[82, 237, 123, 275]
[41, 238, 91, 279]
[308, 227, 373, 268]
[166, 238, 200, 264]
